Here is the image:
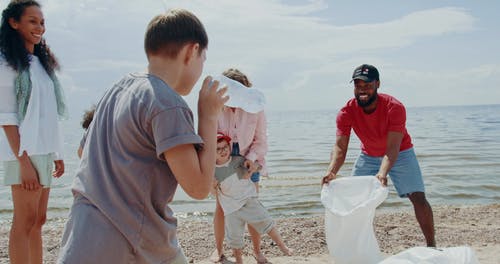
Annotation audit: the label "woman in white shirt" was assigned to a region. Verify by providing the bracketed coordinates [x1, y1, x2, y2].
[0, 1, 67, 263]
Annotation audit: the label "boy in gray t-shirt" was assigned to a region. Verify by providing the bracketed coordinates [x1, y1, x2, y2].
[58, 9, 229, 264]
[213, 133, 292, 264]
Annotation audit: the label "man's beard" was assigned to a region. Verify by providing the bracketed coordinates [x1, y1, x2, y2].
[356, 91, 378, 107]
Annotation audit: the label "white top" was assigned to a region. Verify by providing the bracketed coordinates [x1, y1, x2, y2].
[215, 156, 258, 215]
[0, 55, 64, 160]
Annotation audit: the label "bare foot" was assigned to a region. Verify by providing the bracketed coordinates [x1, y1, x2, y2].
[279, 245, 293, 256]
[254, 252, 268, 264]
[210, 249, 225, 263]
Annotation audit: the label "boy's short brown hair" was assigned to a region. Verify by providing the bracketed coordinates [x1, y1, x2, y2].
[144, 9, 208, 59]
[222, 68, 252, 88]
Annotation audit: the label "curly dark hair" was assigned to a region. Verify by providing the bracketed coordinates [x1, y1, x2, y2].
[0, 0, 59, 74]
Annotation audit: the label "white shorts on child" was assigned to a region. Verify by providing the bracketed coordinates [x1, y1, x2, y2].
[225, 197, 274, 249]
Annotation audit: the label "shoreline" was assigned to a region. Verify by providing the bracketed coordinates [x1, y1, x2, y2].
[0, 203, 498, 263]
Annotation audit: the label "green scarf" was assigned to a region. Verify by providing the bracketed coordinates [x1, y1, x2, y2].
[14, 67, 68, 121]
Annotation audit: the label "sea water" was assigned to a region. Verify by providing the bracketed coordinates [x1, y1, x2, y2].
[0, 104, 499, 221]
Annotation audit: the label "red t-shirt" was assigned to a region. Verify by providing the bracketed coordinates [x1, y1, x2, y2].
[336, 93, 413, 157]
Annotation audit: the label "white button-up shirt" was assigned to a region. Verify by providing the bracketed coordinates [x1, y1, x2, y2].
[0, 55, 64, 160]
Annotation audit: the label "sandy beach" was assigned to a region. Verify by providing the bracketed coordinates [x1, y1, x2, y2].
[0, 204, 498, 263]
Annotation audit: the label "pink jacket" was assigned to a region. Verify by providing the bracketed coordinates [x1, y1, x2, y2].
[217, 107, 268, 175]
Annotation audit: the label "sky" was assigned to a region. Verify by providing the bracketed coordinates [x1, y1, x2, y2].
[1, 0, 499, 116]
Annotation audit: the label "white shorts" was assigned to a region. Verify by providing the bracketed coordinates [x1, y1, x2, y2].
[3, 154, 54, 188]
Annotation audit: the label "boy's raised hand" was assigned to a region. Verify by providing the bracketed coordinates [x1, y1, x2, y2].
[198, 76, 229, 118]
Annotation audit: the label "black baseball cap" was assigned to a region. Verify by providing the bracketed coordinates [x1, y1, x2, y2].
[351, 64, 379, 83]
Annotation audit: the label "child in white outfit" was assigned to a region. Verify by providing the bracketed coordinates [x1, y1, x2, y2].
[213, 133, 292, 263]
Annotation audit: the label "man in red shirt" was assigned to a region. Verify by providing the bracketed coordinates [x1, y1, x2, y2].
[322, 64, 435, 247]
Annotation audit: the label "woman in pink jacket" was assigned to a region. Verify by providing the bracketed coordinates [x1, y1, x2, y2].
[211, 68, 268, 263]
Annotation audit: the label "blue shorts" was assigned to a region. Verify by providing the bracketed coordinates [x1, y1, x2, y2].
[232, 142, 260, 183]
[351, 148, 425, 197]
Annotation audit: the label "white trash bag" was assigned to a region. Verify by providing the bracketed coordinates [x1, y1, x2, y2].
[213, 75, 266, 113]
[379, 246, 479, 264]
[321, 176, 389, 264]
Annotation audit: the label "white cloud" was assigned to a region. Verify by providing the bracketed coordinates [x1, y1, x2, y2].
[0, 0, 496, 114]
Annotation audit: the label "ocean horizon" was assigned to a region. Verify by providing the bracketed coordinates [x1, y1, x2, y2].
[1, 103, 499, 221]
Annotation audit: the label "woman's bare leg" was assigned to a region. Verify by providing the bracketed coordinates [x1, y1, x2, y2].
[29, 188, 50, 264]
[210, 197, 225, 262]
[9, 185, 43, 264]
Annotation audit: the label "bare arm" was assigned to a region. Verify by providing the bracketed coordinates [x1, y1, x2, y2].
[376, 131, 403, 186]
[165, 77, 228, 200]
[322, 135, 349, 185]
[77, 147, 83, 158]
[164, 143, 215, 200]
[2, 125, 40, 191]
[53, 160, 65, 178]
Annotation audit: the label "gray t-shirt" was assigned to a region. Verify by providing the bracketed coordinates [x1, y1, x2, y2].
[73, 72, 202, 262]
[214, 155, 247, 183]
